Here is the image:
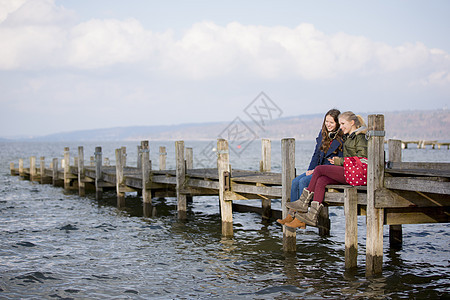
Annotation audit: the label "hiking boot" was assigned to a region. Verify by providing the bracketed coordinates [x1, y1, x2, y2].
[284, 217, 307, 229]
[286, 188, 314, 212]
[293, 201, 323, 227]
[276, 213, 294, 225]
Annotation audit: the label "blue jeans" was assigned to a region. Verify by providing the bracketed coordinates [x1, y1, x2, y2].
[290, 172, 312, 202]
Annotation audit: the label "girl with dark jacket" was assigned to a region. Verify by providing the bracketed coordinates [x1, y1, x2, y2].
[277, 109, 343, 225]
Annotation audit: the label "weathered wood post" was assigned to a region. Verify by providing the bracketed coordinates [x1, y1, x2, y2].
[141, 141, 152, 215]
[121, 146, 127, 166]
[176, 141, 187, 219]
[19, 159, 24, 178]
[137, 144, 143, 170]
[388, 139, 403, 248]
[10, 162, 15, 176]
[282, 138, 296, 251]
[40, 157, 45, 184]
[95, 147, 103, 200]
[63, 147, 71, 190]
[78, 146, 85, 197]
[345, 187, 358, 269]
[30, 156, 37, 182]
[366, 114, 385, 276]
[115, 148, 126, 207]
[186, 147, 193, 203]
[52, 158, 58, 186]
[90, 156, 95, 167]
[159, 146, 167, 170]
[260, 139, 271, 220]
[217, 139, 233, 237]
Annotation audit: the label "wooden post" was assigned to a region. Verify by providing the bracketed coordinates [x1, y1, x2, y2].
[141, 141, 152, 209]
[90, 156, 95, 166]
[78, 146, 85, 197]
[366, 114, 385, 276]
[260, 139, 271, 220]
[186, 147, 193, 203]
[159, 146, 167, 170]
[282, 138, 296, 251]
[63, 147, 70, 190]
[115, 148, 126, 207]
[318, 206, 330, 236]
[40, 157, 45, 184]
[10, 162, 15, 176]
[121, 146, 127, 166]
[217, 139, 233, 236]
[137, 145, 143, 170]
[95, 147, 103, 200]
[19, 159, 24, 177]
[176, 141, 187, 219]
[345, 187, 358, 269]
[388, 139, 403, 248]
[52, 158, 58, 186]
[30, 156, 37, 182]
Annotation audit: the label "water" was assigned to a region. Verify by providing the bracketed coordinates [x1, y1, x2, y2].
[1, 140, 449, 299]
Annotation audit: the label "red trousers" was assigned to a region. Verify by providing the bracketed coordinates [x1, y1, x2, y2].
[307, 165, 347, 203]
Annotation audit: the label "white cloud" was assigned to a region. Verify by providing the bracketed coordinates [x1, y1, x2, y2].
[0, 0, 449, 84]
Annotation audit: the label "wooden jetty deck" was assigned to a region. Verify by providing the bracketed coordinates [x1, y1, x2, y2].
[9, 115, 450, 276]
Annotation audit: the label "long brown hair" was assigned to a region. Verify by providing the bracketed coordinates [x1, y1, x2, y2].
[320, 109, 343, 153]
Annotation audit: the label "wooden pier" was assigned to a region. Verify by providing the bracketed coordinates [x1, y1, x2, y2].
[9, 115, 450, 276]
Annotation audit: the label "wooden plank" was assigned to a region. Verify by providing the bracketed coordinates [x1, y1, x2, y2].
[385, 168, 450, 178]
[386, 161, 450, 172]
[375, 188, 450, 208]
[186, 178, 219, 190]
[384, 207, 449, 225]
[152, 175, 177, 185]
[230, 182, 281, 198]
[384, 177, 450, 194]
[324, 191, 367, 205]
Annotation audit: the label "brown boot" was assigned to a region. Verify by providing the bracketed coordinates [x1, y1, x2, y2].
[286, 188, 314, 212]
[284, 217, 307, 229]
[293, 201, 323, 227]
[276, 214, 294, 225]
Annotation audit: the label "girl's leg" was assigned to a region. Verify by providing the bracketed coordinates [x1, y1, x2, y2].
[290, 172, 306, 201]
[298, 174, 312, 193]
[311, 166, 346, 203]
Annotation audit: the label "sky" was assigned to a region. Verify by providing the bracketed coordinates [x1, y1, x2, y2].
[0, 0, 449, 137]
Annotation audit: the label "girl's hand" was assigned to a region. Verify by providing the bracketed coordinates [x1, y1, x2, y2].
[328, 157, 335, 165]
[306, 170, 314, 176]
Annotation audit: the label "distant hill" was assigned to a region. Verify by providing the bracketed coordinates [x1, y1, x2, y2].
[6, 109, 450, 142]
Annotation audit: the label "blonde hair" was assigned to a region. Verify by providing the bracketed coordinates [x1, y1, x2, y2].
[339, 111, 366, 128]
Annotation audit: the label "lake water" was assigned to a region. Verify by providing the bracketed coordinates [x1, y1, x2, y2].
[1, 140, 449, 299]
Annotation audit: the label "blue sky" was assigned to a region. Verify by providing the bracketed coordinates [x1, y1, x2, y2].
[1, 0, 449, 137]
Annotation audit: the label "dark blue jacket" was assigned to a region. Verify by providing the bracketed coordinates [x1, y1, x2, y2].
[308, 130, 344, 170]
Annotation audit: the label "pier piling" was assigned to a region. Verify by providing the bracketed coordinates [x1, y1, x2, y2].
[282, 138, 296, 251]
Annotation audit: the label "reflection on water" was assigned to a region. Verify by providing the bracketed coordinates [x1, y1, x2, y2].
[1, 141, 449, 299]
